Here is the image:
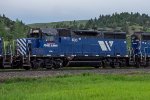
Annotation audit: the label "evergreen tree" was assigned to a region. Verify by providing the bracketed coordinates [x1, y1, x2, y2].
[0, 15, 28, 40]
[0, 20, 7, 38]
[79, 24, 84, 29]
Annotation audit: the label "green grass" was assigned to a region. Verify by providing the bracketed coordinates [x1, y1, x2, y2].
[1, 73, 150, 100]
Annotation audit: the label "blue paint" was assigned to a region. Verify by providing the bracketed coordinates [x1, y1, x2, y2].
[22, 35, 127, 57]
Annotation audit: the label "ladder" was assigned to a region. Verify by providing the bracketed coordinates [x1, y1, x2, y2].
[3, 44, 13, 68]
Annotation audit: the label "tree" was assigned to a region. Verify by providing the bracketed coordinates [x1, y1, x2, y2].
[12, 19, 26, 39]
[79, 24, 84, 30]
[0, 20, 7, 38]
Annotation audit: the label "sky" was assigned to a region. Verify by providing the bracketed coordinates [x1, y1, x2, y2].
[0, 0, 150, 24]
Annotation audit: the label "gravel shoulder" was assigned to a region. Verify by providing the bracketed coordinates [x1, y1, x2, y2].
[0, 68, 150, 80]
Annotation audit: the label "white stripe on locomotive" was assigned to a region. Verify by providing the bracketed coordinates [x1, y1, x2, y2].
[17, 40, 26, 51]
[109, 41, 113, 47]
[105, 41, 111, 51]
[17, 47, 24, 55]
[17, 40, 26, 52]
[19, 38, 26, 47]
[98, 41, 107, 51]
[17, 43, 26, 55]
[98, 41, 114, 51]
[17, 39, 27, 55]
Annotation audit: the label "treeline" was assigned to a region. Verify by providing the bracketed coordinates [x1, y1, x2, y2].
[85, 12, 150, 31]
[0, 14, 29, 40]
[53, 12, 150, 32]
[1, 12, 150, 40]
[53, 20, 85, 30]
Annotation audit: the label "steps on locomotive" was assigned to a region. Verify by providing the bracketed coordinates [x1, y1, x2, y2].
[3, 54, 12, 68]
[129, 57, 135, 65]
[129, 56, 147, 66]
[22, 57, 31, 67]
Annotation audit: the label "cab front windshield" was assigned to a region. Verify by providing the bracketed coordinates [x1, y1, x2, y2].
[45, 34, 55, 42]
[30, 33, 40, 38]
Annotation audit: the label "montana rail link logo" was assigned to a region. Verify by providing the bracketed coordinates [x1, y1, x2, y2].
[98, 41, 114, 51]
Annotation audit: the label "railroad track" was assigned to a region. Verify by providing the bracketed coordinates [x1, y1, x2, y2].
[0, 67, 150, 80]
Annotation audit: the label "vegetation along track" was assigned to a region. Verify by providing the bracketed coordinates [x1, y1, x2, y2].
[1, 68, 150, 80]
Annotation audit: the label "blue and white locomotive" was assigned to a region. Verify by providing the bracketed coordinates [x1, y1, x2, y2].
[14, 28, 128, 69]
[131, 32, 150, 67]
[1, 28, 150, 69]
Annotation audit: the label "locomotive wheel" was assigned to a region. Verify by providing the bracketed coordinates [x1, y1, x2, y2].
[144, 62, 149, 68]
[135, 63, 140, 68]
[53, 59, 63, 69]
[31, 60, 41, 69]
[94, 62, 102, 68]
[110, 62, 115, 68]
[12, 61, 23, 69]
[102, 61, 106, 68]
[23, 66, 30, 70]
[119, 62, 124, 68]
[46, 65, 53, 69]
[0, 59, 4, 69]
[94, 66, 99, 68]
[62, 60, 68, 67]
[45, 60, 54, 69]
[0, 63, 4, 69]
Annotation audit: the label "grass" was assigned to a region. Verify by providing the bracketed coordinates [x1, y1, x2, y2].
[1, 73, 150, 100]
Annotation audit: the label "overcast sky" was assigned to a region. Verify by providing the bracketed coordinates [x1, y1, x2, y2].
[0, 0, 149, 24]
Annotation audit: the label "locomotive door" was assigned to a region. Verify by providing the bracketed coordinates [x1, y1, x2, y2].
[114, 40, 127, 56]
[59, 37, 72, 56]
[144, 42, 150, 57]
[72, 37, 82, 56]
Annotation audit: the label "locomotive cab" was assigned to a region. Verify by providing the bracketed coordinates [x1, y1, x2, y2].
[131, 32, 150, 57]
[141, 33, 150, 67]
[141, 33, 150, 56]
[130, 32, 150, 67]
[28, 28, 42, 38]
[131, 33, 141, 56]
[41, 28, 58, 42]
